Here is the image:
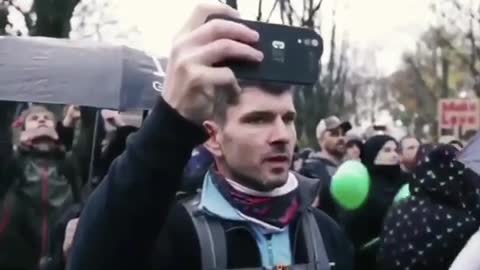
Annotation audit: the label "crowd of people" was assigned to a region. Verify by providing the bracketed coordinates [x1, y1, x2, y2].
[2, 3, 480, 270]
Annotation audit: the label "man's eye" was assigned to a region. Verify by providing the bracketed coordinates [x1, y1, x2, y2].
[330, 130, 340, 136]
[283, 115, 295, 124]
[248, 117, 268, 124]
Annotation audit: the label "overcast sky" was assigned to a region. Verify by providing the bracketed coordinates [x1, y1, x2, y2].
[7, 0, 437, 75]
[115, 0, 435, 75]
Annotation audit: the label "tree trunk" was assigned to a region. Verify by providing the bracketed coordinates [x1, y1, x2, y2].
[0, 4, 8, 35]
[31, 0, 82, 116]
[31, 0, 81, 37]
[441, 53, 450, 98]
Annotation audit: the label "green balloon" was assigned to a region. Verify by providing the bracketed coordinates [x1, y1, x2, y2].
[394, 183, 410, 203]
[330, 160, 371, 210]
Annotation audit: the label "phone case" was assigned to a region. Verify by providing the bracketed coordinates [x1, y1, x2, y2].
[206, 15, 323, 86]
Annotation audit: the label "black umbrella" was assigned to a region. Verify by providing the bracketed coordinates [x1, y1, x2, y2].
[0, 36, 167, 110]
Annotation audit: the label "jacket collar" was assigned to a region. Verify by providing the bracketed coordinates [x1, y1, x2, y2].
[199, 171, 321, 218]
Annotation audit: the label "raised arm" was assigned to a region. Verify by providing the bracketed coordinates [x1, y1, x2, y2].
[68, 3, 262, 270]
[67, 98, 207, 270]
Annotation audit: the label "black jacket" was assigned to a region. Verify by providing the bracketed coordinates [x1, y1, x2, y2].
[153, 177, 354, 270]
[299, 155, 339, 219]
[68, 98, 353, 270]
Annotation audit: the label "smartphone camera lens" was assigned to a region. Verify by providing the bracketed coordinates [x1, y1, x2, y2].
[304, 39, 311, 46]
[312, 39, 319, 47]
[297, 38, 302, 44]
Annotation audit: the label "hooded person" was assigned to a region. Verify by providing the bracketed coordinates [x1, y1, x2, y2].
[377, 144, 480, 270]
[0, 102, 96, 270]
[337, 135, 404, 270]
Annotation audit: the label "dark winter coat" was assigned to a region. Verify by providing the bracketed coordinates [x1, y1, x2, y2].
[68, 98, 355, 270]
[377, 145, 480, 270]
[299, 154, 339, 219]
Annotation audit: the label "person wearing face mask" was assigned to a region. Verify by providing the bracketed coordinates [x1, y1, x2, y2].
[337, 135, 403, 270]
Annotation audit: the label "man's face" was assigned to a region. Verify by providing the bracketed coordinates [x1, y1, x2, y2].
[24, 111, 55, 131]
[400, 138, 420, 168]
[207, 87, 297, 191]
[321, 128, 347, 159]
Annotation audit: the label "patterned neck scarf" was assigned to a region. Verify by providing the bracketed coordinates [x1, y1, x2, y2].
[210, 170, 300, 230]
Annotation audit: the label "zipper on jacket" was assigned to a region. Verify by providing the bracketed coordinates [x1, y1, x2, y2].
[266, 234, 274, 267]
[41, 167, 49, 257]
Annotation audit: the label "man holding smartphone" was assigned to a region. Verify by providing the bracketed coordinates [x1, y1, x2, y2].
[68, 3, 353, 270]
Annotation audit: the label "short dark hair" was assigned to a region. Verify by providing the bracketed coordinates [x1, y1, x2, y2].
[212, 81, 293, 125]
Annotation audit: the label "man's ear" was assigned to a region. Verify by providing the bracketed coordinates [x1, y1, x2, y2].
[203, 120, 223, 158]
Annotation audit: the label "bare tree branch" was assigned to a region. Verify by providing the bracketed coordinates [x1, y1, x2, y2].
[312, 0, 324, 14]
[256, 0, 263, 21]
[283, 0, 293, 25]
[303, 0, 307, 19]
[326, 21, 337, 100]
[279, 0, 286, 24]
[287, 0, 301, 24]
[0, 3, 8, 35]
[405, 56, 438, 107]
[266, 0, 278, 22]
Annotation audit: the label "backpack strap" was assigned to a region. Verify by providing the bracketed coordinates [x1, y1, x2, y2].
[182, 194, 228, 270]
[302, 209, 331, 270]
[182, 195, 331, 270]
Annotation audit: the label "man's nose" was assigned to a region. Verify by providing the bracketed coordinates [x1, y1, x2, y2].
[269, 118, 291, 144]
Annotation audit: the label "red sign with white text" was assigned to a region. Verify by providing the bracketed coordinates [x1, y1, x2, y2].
[438, 99, 480, 140]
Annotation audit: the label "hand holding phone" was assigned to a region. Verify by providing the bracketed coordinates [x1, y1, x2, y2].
[161, 3, 263, 125]
[206, 15, 323, 85]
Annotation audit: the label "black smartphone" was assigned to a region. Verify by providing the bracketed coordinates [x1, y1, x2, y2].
[206, 15, 323, 86]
